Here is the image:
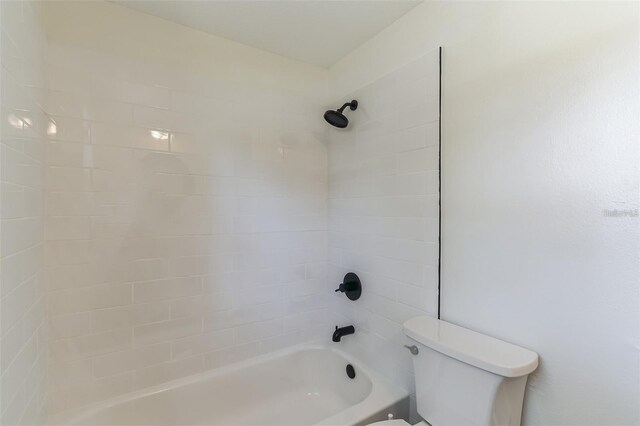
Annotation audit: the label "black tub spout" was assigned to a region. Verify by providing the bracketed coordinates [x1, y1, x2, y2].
[332, 325, 355, 342]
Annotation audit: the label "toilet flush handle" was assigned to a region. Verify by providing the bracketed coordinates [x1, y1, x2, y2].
[404, 345, 419, 355]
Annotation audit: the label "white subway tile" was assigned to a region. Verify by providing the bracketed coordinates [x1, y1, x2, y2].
[117, 81, 171, 109]
[48, 283, 132, 316]
[91, 123, 169, 151]
[134, 317, 202, 347]
[46, 116, 90, 143]
[125, 258, 169, 283]
[171, 329, 235, 360]
[47, 359, 93, 391]
[133, 277, 202, 303]
[45, 216, 91, 240]
[49, 329, 132, 363]
[170, 293, 233, 319]
[46, 166, 91, 192]
[93, 343, 171, 378]
[204, 342, 261, 370]
[49, 312, 92, 340]
[234, 318, 284, 345]
[133, 356, 203, 389]
[130, 302, 171, 326]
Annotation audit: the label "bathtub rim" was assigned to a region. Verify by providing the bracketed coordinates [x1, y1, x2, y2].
[47, 339, 409, 426]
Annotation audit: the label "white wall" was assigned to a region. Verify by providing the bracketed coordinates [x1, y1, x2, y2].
[0, 1, 49, 424]
[330, 2, 639, 425]
[327, 50, 440, 422]
[43, 1, 329, 415]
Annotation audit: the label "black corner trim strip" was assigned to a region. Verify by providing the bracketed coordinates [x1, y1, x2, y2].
[437, 46, 442, 320]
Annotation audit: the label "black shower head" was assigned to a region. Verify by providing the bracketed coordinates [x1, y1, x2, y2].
[324, 100, 358, 128]
[324, 110, 349, 128]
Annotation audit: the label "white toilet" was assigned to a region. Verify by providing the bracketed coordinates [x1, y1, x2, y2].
[371, 316, 539, 426]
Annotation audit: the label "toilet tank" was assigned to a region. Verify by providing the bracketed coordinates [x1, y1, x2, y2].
[403, 316, 538, 426]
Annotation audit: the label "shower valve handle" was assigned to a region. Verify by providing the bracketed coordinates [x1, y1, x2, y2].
[333, 273, 362, 301]
[335, 282, 351, 293]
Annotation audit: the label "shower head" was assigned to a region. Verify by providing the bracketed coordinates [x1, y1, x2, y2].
[324, 100, 358, 128]
[324, 110, 349, 128]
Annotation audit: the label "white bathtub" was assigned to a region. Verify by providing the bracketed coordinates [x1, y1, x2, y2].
[49, 342, 409, 425]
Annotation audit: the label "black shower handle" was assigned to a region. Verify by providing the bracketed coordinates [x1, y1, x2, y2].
[334, 272, 362, 301]
[335, 282, 350, 293]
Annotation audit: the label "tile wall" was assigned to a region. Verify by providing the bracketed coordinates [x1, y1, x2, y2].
[327, 50, 440, 422]
[43, 38, 329, 414]
[0, 1, 49, 424]
[2, 2, 441, 420]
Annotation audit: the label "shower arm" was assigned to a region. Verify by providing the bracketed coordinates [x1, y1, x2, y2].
[337, 102, 352, 113]
[337, 100, 357, 113]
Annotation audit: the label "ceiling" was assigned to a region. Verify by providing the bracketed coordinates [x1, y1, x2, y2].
[111, 1, 422, 68]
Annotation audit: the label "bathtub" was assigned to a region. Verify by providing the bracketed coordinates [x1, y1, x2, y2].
[49, 342, 409, 425]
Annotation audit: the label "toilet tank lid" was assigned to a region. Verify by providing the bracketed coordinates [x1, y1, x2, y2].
[403, 316, 539, 378]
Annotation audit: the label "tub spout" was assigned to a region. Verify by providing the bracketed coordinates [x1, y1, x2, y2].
[332, 325, 355, 342]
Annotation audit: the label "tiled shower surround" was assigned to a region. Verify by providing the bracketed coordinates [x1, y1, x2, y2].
[43, 12, 329, 413]
[1, 1, 440, 420]
[328, 50, 440, 417]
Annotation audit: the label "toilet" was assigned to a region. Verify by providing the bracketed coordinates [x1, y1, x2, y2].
[371, 316, 539, 426]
